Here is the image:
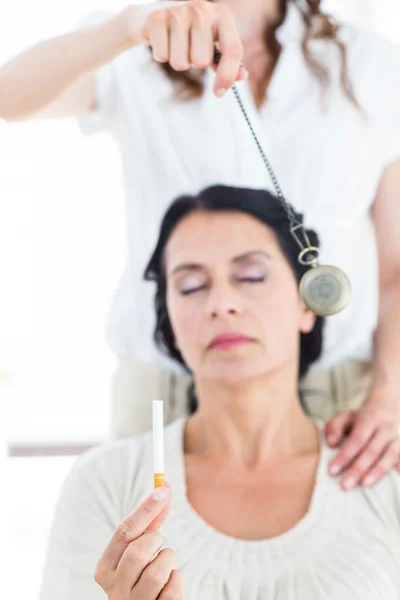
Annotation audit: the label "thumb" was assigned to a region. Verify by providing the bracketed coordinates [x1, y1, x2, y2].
[325, 411, 354, 447]
[145, 481, 172, 532]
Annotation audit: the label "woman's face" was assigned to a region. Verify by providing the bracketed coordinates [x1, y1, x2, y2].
[165, 210, 315, 383]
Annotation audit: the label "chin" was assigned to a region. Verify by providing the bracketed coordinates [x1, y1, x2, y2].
[208, 360, 265, 384]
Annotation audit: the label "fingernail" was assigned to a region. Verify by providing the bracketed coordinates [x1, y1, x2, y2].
[363, 475, 375, 486]
[152, 486, 169, 501]
[330, 464, 340, 475]
[216, 88, 227, 98]
[343, 477, 356, 490]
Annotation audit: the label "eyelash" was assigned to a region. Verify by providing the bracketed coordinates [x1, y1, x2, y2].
[180, 276, 266, 296]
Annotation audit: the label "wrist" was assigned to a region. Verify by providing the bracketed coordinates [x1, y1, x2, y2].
[102, 8, 139, 57]
[365, 382, 400, 417]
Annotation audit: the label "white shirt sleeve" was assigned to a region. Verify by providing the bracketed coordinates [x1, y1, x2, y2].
[75, 11, 117, 136]
[382, 104, 400, 168]
[379, 44, 400, 168]
[38, 453, 120, 600]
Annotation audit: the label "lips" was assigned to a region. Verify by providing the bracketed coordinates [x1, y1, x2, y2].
[208, 333, 254, 350]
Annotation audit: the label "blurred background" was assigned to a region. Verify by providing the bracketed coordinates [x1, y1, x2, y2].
[1, 0, 400, 597]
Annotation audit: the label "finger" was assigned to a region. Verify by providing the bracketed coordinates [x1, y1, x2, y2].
[325, 411, 354, 447]
[133, 1, 183, 45]
[236, 65, 249, 81]
[134, 548, 177, 597]
[213, 5, 243, 95]
[147, 10, 170, 63]
[212, 46, 246, 79]
[189, 2, 214, 68]
[158, 569, 185, 599]
[339, 425, 397, 490]
[113, 530, 163, 595]
[169, 5, 191, 71]
[328, 418, 375, 476]
[360, 437, 400, 487]
[99, 484, 171, 571]
[210, 63, 248, 82]
[148, 481, 172, 532]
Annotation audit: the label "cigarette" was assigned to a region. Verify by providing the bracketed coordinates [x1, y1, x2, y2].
[152, 400, 165, 489]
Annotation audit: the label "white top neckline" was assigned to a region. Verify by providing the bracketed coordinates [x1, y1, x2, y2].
[39, 414, 400, 599]
[165, 416, 344, 556]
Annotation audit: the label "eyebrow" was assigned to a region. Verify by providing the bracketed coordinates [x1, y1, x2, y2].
[170, 251, 272, 276]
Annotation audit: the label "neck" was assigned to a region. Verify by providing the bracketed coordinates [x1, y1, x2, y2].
[185, 367, 320, 471]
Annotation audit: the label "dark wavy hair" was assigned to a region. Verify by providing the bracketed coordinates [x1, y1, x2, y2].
[158, 0, 359, 110]
[144, 185, 324, 414]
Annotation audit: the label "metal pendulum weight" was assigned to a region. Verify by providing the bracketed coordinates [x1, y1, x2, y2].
[213, 49, 352, 317]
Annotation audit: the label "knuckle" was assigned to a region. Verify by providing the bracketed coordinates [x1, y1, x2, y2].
[143, 549, 179, 592]
[154, 530, 164, 548]
[153, 52, 169, 63]
[160, 548, 177, 563]
[94, 563, 105, 586]
[359, 449, 378, 465]
[148, 566, 170, 587]
[353, 427, 369, 445]
[130, 546, 151, 564]
[216, 3, 232, 18]
[219, 44, 242, 62]
[189, 1, 210, 21]
[170, 60, 190, 71]
[189, 1, 202, 15]
[115, 520, 139, 544]
[347, 440, 362, 455]
[191, 0, 210, 10]
[148, 10, 167, 27]
[145, 529, 164, 548]
[191, 54, 212, 68]
[127, 531, 164, 565]
[138, 502, 154, 518]
[170, 6, 189, 25]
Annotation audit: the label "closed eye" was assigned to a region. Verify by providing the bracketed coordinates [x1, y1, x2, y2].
[180, 285, 206, 296]
[180, 277, 265, 296]
[240, 277, 265, 283]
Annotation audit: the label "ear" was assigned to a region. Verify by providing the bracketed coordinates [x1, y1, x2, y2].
[299, 300, 316, 334]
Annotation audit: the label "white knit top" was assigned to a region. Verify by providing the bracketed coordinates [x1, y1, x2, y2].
[39, 417, 400, 600]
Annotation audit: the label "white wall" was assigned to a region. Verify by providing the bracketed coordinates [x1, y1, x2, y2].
[324, 0, 400, 42]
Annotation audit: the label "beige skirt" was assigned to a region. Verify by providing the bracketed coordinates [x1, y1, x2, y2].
[110, 358, 373, 439]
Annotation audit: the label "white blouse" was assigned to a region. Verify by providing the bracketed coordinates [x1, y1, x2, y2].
[76, 4, 400, 372]
[39, 416, 400, 599]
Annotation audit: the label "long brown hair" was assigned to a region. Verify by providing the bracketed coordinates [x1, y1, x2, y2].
[158, 0, 359, 109]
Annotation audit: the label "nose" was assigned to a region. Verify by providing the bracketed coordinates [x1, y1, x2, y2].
[205, 281, 243, 319]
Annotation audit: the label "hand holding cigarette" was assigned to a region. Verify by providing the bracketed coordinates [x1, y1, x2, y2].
[94, 401, 183, 599]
